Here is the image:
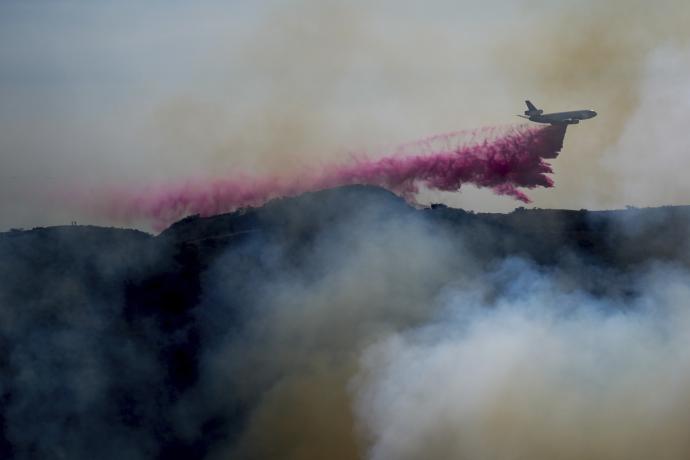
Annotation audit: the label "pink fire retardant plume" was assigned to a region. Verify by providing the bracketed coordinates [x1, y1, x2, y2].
[100, 124, 566, 230]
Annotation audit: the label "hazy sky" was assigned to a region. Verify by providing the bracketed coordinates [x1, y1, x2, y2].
[2, 0, 689, 230]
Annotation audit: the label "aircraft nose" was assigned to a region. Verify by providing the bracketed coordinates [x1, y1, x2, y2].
[590, 111, 597, 118]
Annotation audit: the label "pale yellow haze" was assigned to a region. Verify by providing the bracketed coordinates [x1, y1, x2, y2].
[1, 0, 690, 229]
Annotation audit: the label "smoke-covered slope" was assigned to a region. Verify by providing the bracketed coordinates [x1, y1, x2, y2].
[3, 185, 690, 460]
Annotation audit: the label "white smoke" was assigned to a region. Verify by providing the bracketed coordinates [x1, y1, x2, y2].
[352, 259, 690, 460]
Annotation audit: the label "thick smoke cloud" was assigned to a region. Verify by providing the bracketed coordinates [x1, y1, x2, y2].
[189, 198, 690, 460]
[353, 259, 690, 460]
[91, 124, 565, 230]
[193, 195, 464, 459]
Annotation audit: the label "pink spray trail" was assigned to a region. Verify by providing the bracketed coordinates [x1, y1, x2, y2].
[97, 123, 566, 231]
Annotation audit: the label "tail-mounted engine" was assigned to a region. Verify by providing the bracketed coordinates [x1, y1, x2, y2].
[525, 109, 544, 116]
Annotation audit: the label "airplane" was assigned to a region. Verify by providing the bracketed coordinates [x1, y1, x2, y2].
[517, 100, 597, 125]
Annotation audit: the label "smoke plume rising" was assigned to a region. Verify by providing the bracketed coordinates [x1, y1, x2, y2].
[353, 260, 690, 460]
[92, 124, 565, 230]
[191, 196, 690, 460]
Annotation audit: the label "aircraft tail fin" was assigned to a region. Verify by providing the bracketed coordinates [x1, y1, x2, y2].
[524, 100, 543, 116]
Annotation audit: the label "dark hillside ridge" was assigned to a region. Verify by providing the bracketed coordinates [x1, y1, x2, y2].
[5, 186, 688, 270]
[2, 185, 690, 459]
[159, 185, 690, 269]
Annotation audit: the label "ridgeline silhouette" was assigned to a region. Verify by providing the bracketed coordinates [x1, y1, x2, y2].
[2, 185, 690, 459]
